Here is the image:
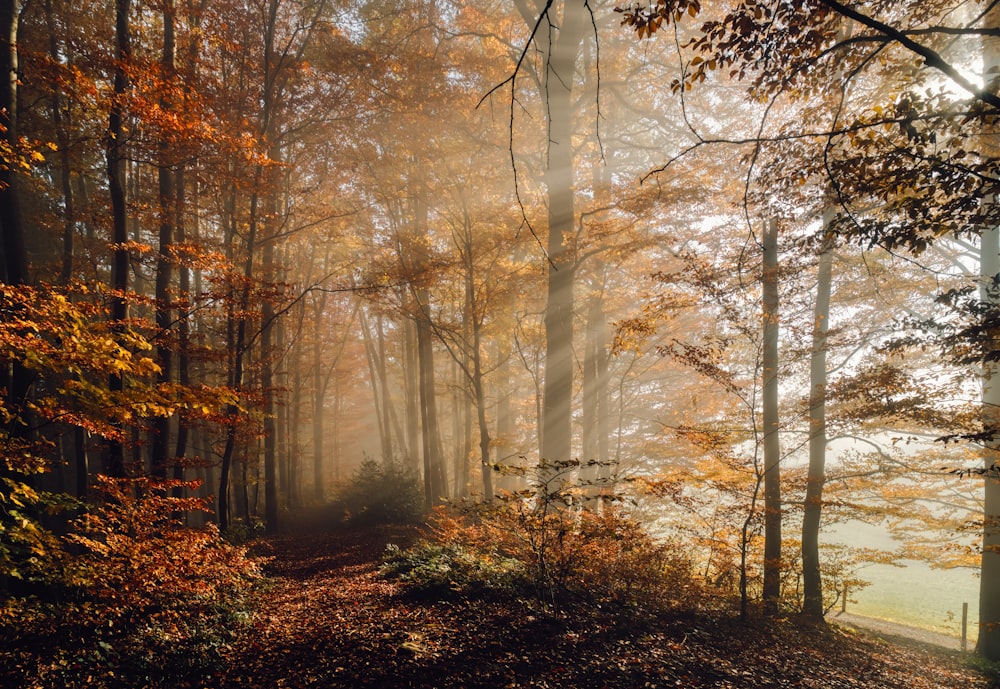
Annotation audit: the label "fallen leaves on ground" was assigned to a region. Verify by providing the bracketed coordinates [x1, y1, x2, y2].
[216, 524, 998, 689]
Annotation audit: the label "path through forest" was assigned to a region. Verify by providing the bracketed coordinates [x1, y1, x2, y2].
[830, 611, 969, 653]
[217, 525, 995, 689]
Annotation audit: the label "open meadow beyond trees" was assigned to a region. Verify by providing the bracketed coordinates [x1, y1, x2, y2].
[3, 0, 1000, 685]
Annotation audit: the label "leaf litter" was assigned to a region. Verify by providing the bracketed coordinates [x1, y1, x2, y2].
[216, 524, 998, 689]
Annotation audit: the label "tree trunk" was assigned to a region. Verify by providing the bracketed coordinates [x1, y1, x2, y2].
[104, 0, 131, 478]
[403, 317, 420, 471]
[977, 11, 1000, 659]
[494, 337, 513, 487]
[44, 0, 76, 285]
[287, 301, 303, 506]
[219, 156, 261, 531]
[801, 215, 834, 618]
[375, 313, 396, 464]
[172, 162, 190, 497]
[152, 0, 176, 480]
[762, 216, 782, 615]
[467, 262, 492, 500]
[582, 285, 611, 497]
[451, 359, 467, 497]
[359, 307, 390, 463]
[0, 0, 26, 288]
[979, 217, 1000, 658]
[539, 8, 584, 465]
[416, 293, 446, 505]
[261, 202, 279, 535]
[312, 295, 326, 500]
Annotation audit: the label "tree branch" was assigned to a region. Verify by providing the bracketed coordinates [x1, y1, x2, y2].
[816, 0, 1000, 110]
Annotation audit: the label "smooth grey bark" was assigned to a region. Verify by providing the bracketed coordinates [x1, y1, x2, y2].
[538, 0, 586, 466]
[979, 221, 1000, 658]
[762, 216, 782, 615]
[801, 216, 835, 618]
[977, 8, 1000, 659]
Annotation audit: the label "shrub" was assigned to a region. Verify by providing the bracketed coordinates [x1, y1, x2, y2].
[382, 459, 702, 613]
[338, 458, 424, 525]
[0, 476, 263, 689]
[381, 541, 526, 599]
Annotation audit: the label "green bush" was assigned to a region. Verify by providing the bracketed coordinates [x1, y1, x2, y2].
[381, 541, 526, 599]
[338, 458, 425, 525]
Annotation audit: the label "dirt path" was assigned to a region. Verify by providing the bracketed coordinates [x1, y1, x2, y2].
[829, 611, 972, 653]
[215, 526, 996, 689]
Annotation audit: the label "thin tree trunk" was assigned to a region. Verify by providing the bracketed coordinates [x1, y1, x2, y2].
[152, 0, 176, 481]
[359, 307, 390, 463]
[762, 216, 782, 615]
[261, 218, 278, 534]
[104, 0, 131, 478]
[44, 0, 76, 285]
[452, 357, 466, 497]
[801, 216, 834, 618]
[495, 338, 513, 490]
[219, 158, 262, 531]
[288, 305, 303, 506]
[173, 0, 203, 498]
[416, 296, 446, 505]
[470, 338, 493, 501]
[376, 314, 396, 464]
[403, 317, 420, 472]
[172, 163, 190, 494]
[332, 375, 342, 485]
[312, 296, 326, 500]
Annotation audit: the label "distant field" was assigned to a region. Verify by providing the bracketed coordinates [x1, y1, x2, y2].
[824, 520, 979, 641]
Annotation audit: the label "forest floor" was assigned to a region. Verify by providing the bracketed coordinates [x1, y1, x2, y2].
[215, 520, 1000, 689]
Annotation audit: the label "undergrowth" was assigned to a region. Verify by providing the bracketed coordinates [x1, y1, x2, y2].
[381, 458, 702, 613]
[0, 476, 263, 689]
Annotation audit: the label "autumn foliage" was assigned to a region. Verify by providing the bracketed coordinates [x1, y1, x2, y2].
[383, 460, 702, 612]
[0, 477, 261, 689]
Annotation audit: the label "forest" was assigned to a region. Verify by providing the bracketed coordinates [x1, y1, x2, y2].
[1, 0, 1000, 686]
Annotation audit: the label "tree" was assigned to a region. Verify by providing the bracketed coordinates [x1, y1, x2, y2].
[0, 0, 27, 287]
[489, 0, 592, 465]
[104, 0, 131, 478]
[618, 0, 1000, 642]
[761, 216, 781, 614]
[801, 212, 835, 618]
